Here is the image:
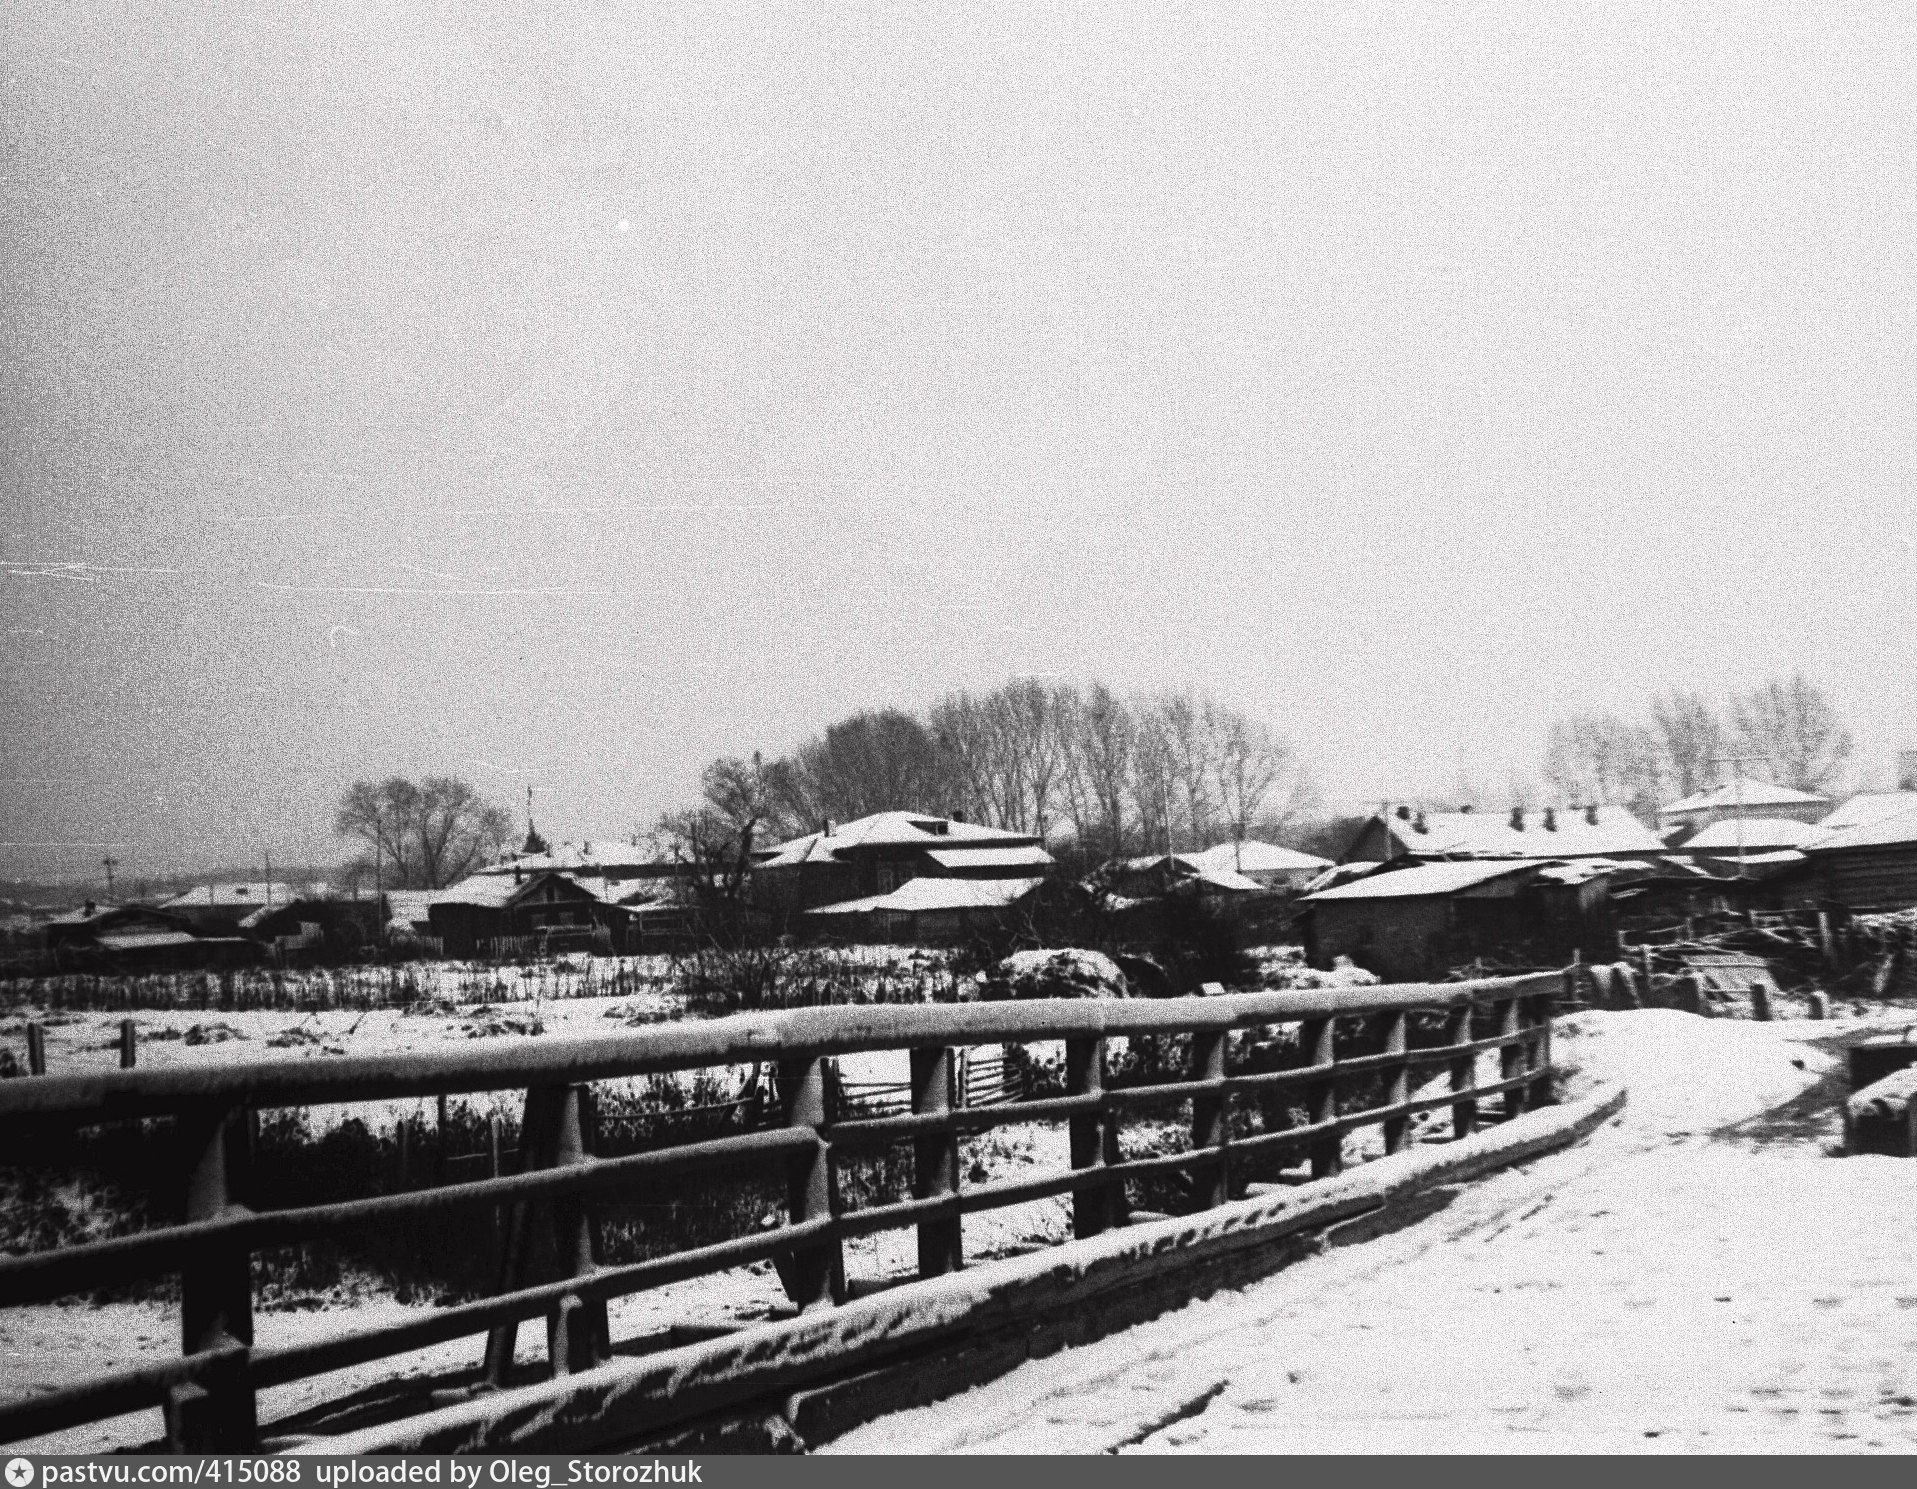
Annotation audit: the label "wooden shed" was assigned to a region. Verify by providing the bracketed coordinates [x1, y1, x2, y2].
[1805, 802, 1917, 912]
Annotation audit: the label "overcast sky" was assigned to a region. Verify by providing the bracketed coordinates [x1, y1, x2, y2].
[3, 1, 1913, 883]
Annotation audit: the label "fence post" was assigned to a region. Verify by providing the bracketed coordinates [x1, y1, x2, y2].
[1066, 1036, 1116, 1237]
[1302, 1017, 1341, 1179]
[166, 1105, 255, 1451]
[1447, 1003, 1477, 1140]
[1499, 997, 1528, 1119]
[119, 1019, 137, 1069]
[1533, 976, 1562, 1107]
[909, 1046, 962, 1278]
[776, 1055, 844, 1312]
[1381, 1012, 1410, 1155]
[26, 1022, 45, 1076]
[483, 1085, 611, 1385]
[1190, 1030, 1229, 1207]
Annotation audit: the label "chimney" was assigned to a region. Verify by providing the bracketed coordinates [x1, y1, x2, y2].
[952, 808, 967, 824]
[513, 864, 522, 885]
[1543, 807, 1558, 832]
[1458, 804, 1473, 814]
[1509, 806, 1525, 832]
[84, 899, 96, 916]
[1412, 811, 1428, 834]
[1395, 805, 1412, 821]
[1585, 804, 1599, 826]
[1899, 750, 1917, 791]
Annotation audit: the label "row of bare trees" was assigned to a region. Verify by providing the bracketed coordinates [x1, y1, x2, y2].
[658, 679, 1318, 892]
[1542, 673, 1854, 820]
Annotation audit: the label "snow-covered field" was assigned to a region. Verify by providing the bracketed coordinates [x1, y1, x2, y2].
[831, 1007, 1917, 1455]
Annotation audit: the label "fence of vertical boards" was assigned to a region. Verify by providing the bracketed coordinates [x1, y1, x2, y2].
[0, 968, 1567, 1450]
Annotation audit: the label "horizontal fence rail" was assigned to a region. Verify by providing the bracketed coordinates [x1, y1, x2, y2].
[0, 969, 1567, 1452]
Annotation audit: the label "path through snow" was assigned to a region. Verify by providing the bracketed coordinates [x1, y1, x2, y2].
[828, 1010, 1917, 1455]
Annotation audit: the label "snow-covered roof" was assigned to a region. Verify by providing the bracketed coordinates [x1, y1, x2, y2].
[1816, 792, 1917, 836]
[1533, 858, 1636, 885]
[160, 883, 299, 909]
[93, 929, 206, 951]
[47, 901, 123, 926]
[1303, 860, 1539, 902]
[1383, 806, 1659, 859]
[1659, 780, 1830, 817]
[1805, 800, 1917, 853]
[1189, 865, 1267, 893]
[1182, 841, 1332, 875]
[481, 840, 673, 874]
[926, 844, 1054, 870]
[429, 870, 607, 910]
[1679, 817, 1823, 851]
[757, 812, 1038, 868]
[805, 876, 1045, 916]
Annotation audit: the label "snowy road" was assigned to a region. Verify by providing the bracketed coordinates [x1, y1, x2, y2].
[830, 1010, 1917, 1455]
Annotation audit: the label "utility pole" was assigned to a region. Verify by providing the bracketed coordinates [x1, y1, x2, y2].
[264, 849, 273, 909]
[101, 856, 118, 902]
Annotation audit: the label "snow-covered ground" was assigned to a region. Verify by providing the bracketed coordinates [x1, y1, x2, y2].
[831, 1008, 1917, 1455]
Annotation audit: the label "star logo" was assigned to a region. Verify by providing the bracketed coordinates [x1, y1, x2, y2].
[6, 1459, 35, 1488]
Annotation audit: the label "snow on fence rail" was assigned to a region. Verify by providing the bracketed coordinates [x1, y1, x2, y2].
[0, 970, 1566, 1454]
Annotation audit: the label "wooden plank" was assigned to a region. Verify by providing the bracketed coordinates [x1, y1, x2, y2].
[777, 1056, 844, 1311]
[0, 973, 1567, 1123]
[1381, 1012, 1410, 1155]
[909, 1046, 962, 1278]
[165, 1104, 255, 1451]
[1189, 1031, 1228, 1209]
[1303, 1018, 1340, 1179]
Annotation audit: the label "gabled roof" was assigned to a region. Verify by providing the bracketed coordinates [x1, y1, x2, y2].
[1377, 805, 1660, 859]
[1679, 817, 1823, 851]
[1805, 800, 1917, 853]
[430, 869, 608, 911]
[1182, 841, 1332, 875]
[1659, 780, 1830, 817]
[1302, 860, 1540, 902]
[926, 844, 1054, 870]
[1816, 792, 1917, 836]
[756, 811, 1039, 868]
[160, 883, 299, 909]
[805, 876, 1045, 916]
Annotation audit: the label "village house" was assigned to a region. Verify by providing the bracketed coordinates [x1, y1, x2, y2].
[1180, 840, 1332, 891]
[751, 811, 1053, 915]
[1298, 858, 1620, 982]
[1656, 779, 1831, 838]
[803, 874, 1046, 944]
[1341, 804, 1662, 864]
[159, 882, 303, 934]
[1802, 798, 1917, 912]
[425, 868, 630, 958]
[44, 901, 258, 969]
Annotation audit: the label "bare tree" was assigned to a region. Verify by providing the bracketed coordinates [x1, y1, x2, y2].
[779, 709, 954, 825]
[657, 753, 783, 902]
[1649, 690, 1723, 798]
[1541, 714, 1660, 818]
[1730, 673, 1853, 793]
[1065, 682, 1135, 858]
[335, 776, 513, 890]
[1211, 707, 1313, 850]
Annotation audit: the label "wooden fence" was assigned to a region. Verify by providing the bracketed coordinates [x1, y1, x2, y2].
[0, 970, 1565, 1453]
